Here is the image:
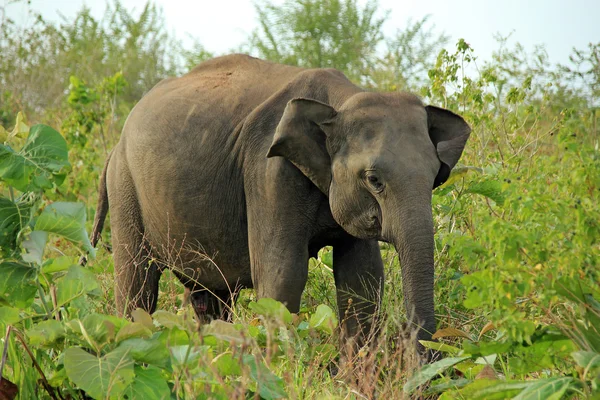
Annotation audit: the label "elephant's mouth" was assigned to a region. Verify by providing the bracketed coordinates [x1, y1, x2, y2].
[349, 214, 382, 240]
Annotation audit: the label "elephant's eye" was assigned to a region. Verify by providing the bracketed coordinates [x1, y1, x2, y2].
[365, 171, 384, 193]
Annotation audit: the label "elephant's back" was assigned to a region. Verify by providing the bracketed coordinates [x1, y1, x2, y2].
[121, 54, 304, 160]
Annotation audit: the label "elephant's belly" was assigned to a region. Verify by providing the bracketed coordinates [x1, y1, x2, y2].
[139, 182, 253, 291]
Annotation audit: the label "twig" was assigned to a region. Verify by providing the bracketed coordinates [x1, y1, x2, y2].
[10, 327, 64, 400]
[0, 326, 11, 384]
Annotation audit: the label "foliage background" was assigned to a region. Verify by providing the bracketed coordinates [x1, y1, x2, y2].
[0, 0, 599, 398]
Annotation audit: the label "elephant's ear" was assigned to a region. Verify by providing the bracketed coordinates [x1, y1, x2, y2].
[267, 98, 337, 194]
[426, 105, 471, 188]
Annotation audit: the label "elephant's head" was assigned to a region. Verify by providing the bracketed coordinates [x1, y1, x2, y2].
[267, 92, 470, 342]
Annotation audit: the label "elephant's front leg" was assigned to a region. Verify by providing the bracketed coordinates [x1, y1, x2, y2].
[333, 237, 384, 351]
[249, 234, 310, 312]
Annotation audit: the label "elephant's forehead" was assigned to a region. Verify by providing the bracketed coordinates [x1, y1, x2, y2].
[339, 105, 429, 147]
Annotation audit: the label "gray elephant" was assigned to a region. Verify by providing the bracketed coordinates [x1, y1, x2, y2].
[91, 54, 470, 351]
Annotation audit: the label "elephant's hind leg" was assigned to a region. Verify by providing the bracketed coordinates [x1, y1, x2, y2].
[186, 288, 238, 323]
[108, 161, 161, 317]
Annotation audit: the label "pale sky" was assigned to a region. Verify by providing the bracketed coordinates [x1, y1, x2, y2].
[4, 0, 599, 66]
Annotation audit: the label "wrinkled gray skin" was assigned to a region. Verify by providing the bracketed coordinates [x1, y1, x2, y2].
[92, 54, 470, 353]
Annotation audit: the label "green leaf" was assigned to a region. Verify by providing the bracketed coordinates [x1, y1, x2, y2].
[249, 298, 292, 324]
[403, 356, 470, 393]
[513, 377, 574, 400]
[21, 231, 47, 265]
[0, 261, 37, 308]
[243, 355, 287, 400]
[310, 343, 338, 360]
[123, 365, 170, 400]
[56, 265, 100, 306]
[79, 313, 126, 346]
[465, 180, 505, 205]
[419, 340, 461, 355]
[169, 345, 206, 369]
[425, 378, 470, 395]
[35, 202, 95, 257]
[0, 197, 32, 257]
[27, 319, 65, 346]
[572, 351, 600, 371]
[214, 353, 242, 376]
[0, 306, 20, 326]
[7, 112, 30, 141]
[453, 380, 530, 399]
[0, 124, 70, 192]
[131, 308, 154, 331]
[320, 249, 333, 268]
[309, 304, 338, 335]
[64, 346, 135, 400]
[115, 322, 152, 343]
[203, 320, 247, 344]
[41, 256, 76, 274]
[439, 165, 483, 188]
[152, 310, 185, 330]
[117, 336, 170, 367]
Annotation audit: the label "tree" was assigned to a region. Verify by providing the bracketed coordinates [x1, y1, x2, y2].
[369, 16, 448, 91]
[248, 0, 387, 85]
[0, 0, 181, 123]
[248, 0, 448, 91]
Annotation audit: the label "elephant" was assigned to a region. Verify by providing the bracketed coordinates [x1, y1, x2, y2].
[91, 54, 470, 353]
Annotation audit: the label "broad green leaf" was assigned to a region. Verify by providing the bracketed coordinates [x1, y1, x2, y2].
[309, 304, 338, 335]
[8, 112, 30, 141]
[426, 378, 470, 395]
[152, 310, 185, 330]
[64, 346, 135, 400]
[41, 256, 76, 274]
[0, 124, 70, 192]
[454, 360, 486, 380]
[0, 197, 32, 257]
[319, 249, 333, 268]
[513, 377, 573, 400]
[56, 265, 100, 306]
[0, 261, 37, 308]
[21, 231, 47, 265]
[214, 352, 242, 376]
[249, 298, 292, 324]
[311, 343, 338, 360]
[419, 340, 461, 355]
[203, 319, 247, 344]
[123, 365, 170, 400]
[451, 379, 529, 400]
[169, 345, 206, 369]
[475, 354, 497, 365]
[78, 313, 126, 346]
[243, 355, 287, 400]
[27, 319, 65, 346]
[115, 322, 153, 343]
[0, 306, 21, 326]
[439, 165, 483, 188]
[117, 336, 170, 367]
[131, 308, 154, 331]
[35, 202, 95, 257]
[403, 356, 470, 393]
[571, 351, 600, 371]
[553, 277, 588, 303]
[0, 124, 7, 143]
[465, 180, 505, 205]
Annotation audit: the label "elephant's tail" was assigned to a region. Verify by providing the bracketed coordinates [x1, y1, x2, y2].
[81, 151, 112, 266]
[91, 150, 112, 248]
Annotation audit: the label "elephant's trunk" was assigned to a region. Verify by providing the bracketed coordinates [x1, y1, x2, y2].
[385, 192, 436, 344]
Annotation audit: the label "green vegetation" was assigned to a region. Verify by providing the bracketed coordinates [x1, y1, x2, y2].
[1, 0, 599, 398]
